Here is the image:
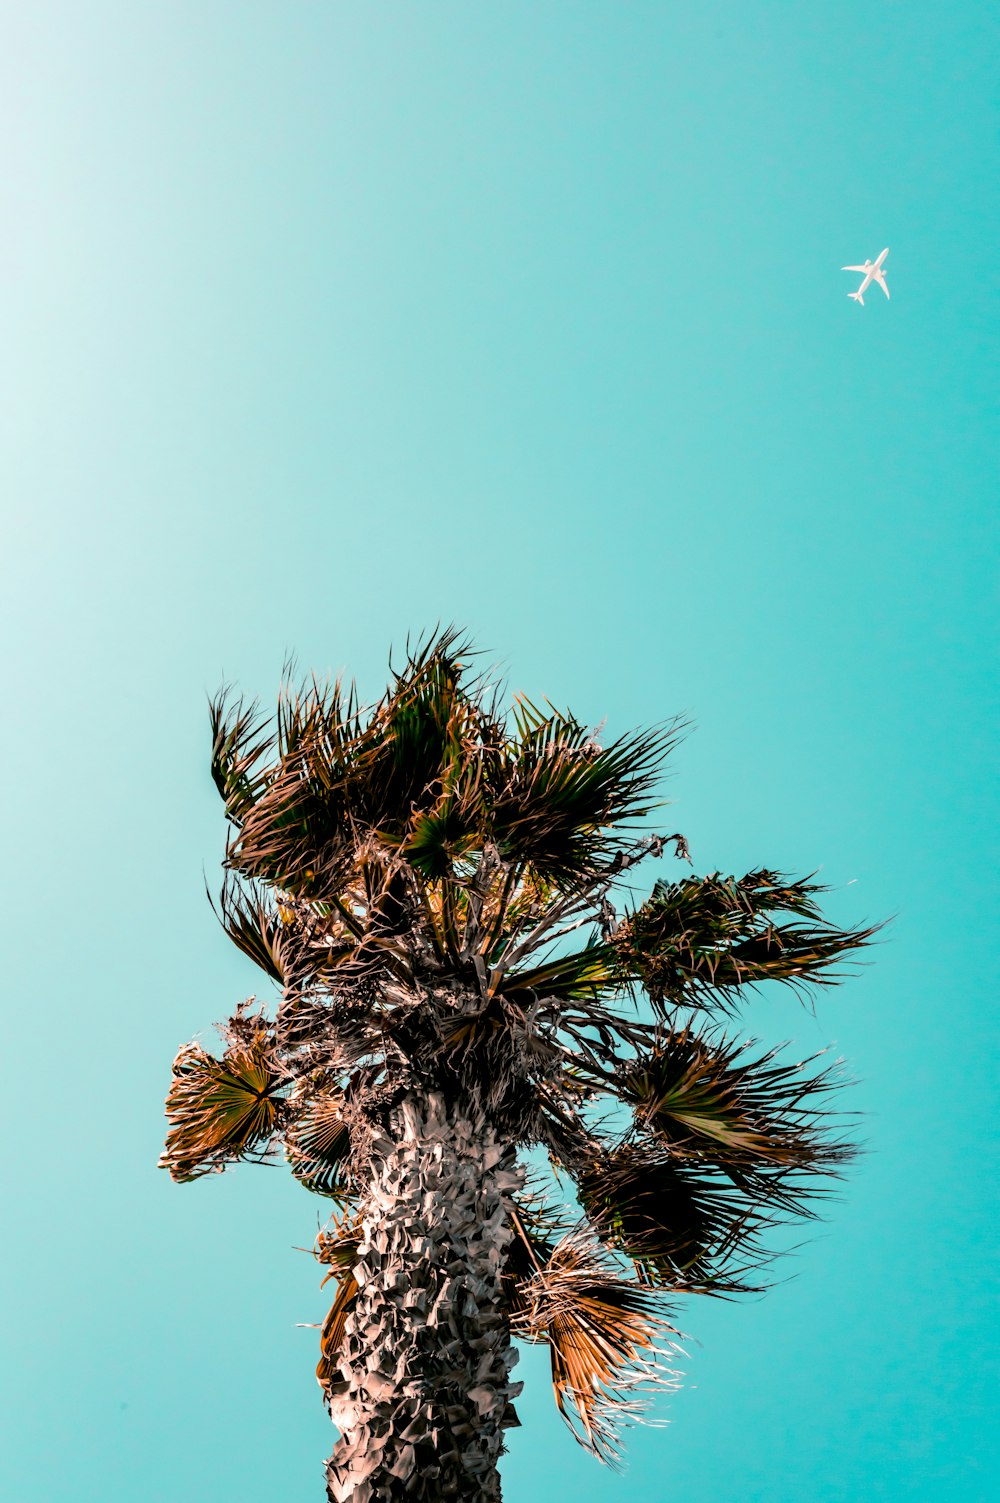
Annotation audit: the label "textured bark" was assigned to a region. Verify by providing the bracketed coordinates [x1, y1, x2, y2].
[324, 1093, 523, 1502]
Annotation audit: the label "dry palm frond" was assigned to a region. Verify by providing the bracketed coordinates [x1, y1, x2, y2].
[159, 1017, 281, 1182]
[502, 1186, 571, 1313]
[618, 1027, 851, 1173]
[510, 1229, 680, 1462]
[316, 1272, 360, 1396]
[285, 1083, 353, 1200]
[229, 755, 355, 900]
[314, 1213, 363, 1392]
[315, 1213, 363, 1273]
[614, 870, 878, 1011]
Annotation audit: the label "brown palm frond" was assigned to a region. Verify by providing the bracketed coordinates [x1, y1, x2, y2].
[159, 1013, 282, 1182]
[314, 1212, 364, 1392]
[502, 1199, 560, 1323]
[614, 870, 878, 1012]
[316, 1272, 359, 1396]
[509, 1229, 680, 1463]
[285, 1082, 353, 1200]
[276, 671, 365, 775]
[315, 1212, 363, 1273]
[617, 1026, 852, 1173]
[227, 752, 356, 900]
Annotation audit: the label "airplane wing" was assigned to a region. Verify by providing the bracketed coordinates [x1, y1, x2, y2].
[873, 269, 890, 299]
[842, 264, 868, 272]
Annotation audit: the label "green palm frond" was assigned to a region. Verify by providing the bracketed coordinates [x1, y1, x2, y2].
[615, 870, 877, 1011]
[219, 676, 364, 897]
[209, 692, 273, 825]
[508, 1229, 679, 1463]
[401, 763, 485, 879]
[576, 1144, 772, 1294]
[617, 1027, 850, 1173]
[286, 1083, 353, 1200]
[212, 877, 288, 985]
[355, 634, 467, 832]
[489, 710, 680, 884]
[502, 939, 623, 1003]
[217, 631, 496, 898]
[159, 1017, 281, 1182]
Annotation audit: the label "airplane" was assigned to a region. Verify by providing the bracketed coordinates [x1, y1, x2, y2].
[842, 247, 889, 305]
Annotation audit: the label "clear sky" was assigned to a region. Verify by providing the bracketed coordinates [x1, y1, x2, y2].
[1, 4, 996, 1500]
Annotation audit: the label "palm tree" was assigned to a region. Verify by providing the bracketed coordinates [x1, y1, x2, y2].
[161, 631, 875, 1502]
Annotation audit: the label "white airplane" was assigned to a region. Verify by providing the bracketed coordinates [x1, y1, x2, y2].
[842, 247, 889, 305]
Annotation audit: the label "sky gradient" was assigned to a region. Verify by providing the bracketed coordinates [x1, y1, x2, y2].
[1, 5, 997, 1501]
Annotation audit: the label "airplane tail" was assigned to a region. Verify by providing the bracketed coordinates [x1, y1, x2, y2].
[848, 291, 864, 305]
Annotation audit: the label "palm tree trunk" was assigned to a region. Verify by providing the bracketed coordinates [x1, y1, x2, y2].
[324, 1091, 523, 1502]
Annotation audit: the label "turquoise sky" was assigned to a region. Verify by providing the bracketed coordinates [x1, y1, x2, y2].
[2, 4, 996, 1500]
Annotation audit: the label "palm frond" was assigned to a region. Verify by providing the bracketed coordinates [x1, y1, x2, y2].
[314, 1213, 364, 1393]
[493, 867, 561, 943]
[501, 1195, 563, 1330]
[223, 631, 498, 897]
[211, 877, 289, 985]
[489, 712, 680, 885]
[159, 1013, 281, 1182]
[576, 1143, 774, 1294]
[316, 1272, 359, 1397]
[221, 672, 365, 897]
[502, 939, 623, 1004]
[315, 1213, 363, 1274]
[227, 752, 355, 899]
[615, 870, 877, 1011]
[400, 750, 488, 881]
[509, 1229, 679, 1463]
[285, 1082, 353, 1200]
[209, 691, 273, 825]
[617, 1027, 851, 1173]
[357, 633, 466, 830]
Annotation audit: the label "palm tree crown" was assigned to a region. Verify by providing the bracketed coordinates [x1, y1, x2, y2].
[161, 631, 875, 1496]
